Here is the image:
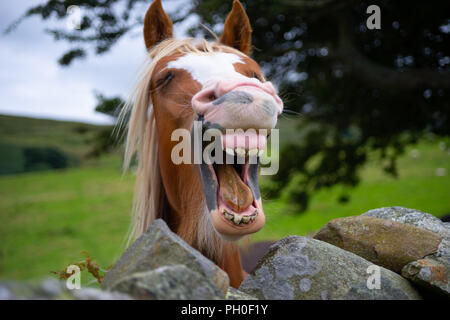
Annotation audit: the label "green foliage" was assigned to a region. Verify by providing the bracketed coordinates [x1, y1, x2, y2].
[58, 48, 86, 66]
[0, 143, 72, 175]
[23, 146, 69, 172]
[87, 93, 126, 157]
[94, 92, 124, 118]
[0, 143, 25, 175]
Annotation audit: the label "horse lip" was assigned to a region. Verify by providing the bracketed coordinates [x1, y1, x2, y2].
[226, 82, 283, 114]
[226, 81, 272, 96]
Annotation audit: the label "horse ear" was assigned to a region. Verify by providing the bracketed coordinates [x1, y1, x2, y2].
[143, 0, 173, 50]
[220, 0, 252, 55]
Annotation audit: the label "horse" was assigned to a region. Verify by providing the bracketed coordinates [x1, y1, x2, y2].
[121, 0, 283, 288]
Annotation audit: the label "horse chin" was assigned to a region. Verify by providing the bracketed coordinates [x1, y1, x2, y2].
[210, 199, 266, 241]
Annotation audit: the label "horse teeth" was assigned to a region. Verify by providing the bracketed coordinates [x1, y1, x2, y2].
[248, 148, 258, 157]
[222, 209, 257, 225]
[222, 209, 233, 220]
[235, 148, 246, 156]
[225, 148, 235, 156]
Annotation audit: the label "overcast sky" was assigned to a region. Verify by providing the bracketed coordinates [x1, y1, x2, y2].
[0, 0, 195, 124]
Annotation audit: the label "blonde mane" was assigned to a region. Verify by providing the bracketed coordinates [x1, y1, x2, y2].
[119, 38, 244, 257]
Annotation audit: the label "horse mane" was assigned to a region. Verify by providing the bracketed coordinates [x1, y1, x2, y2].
[118, 38, 244, 259]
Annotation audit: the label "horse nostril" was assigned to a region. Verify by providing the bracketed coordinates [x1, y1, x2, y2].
[208, 93, 217, 101]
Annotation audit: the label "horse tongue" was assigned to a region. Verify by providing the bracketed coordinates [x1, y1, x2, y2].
[216, 164, 253, 212]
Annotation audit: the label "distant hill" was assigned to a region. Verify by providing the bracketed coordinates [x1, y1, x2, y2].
[0, 113, 305, 175]
[0, 115, 109, 157]
[0, 114, 111, 175]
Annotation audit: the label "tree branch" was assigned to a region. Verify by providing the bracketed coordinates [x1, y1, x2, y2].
[281, 0, 336, 8]
[335, 14, 450, 90]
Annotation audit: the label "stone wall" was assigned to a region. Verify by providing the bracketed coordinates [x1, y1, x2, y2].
[1, 207, 448, 300]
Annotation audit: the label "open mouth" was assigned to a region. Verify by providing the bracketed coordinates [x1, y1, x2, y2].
[198, 127, 266, 233]
[214, 158, 258, 227]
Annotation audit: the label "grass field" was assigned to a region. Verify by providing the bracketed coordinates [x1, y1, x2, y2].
[0, 115, 449, 284]
[0, 156, 134, 285]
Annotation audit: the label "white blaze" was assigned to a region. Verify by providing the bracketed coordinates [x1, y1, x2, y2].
[167, 52, 248, 86]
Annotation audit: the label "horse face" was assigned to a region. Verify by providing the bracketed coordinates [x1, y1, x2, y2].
[144, 0, 283, 241]
[151, 49, 282, 240]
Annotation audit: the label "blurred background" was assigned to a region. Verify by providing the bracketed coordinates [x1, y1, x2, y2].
[0, 0, 449, 285]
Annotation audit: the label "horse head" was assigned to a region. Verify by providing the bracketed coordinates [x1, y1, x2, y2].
[122, 0, 283, 285]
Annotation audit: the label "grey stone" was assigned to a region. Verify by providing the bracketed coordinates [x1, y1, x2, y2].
[363, 206, 450, 243]
[401, 256, 450, 298]
[110, 265, 224, 300]
[239, 236, 421, 300]
[102, 219, 229, 295]
[72, 287, 133, 300]
[225, 287, 258, 300]
[363, 207, 450, 297]
[314, 215, 441, 273]
[0, 278, 132, 300]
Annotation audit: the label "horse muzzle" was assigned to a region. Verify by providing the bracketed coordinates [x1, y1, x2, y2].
[194, 78, 282, 241]
[192, 78, 283, 131]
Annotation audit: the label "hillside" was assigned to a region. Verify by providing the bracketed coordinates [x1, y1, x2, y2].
[0, 115, 110, 157]
[0, 115, 113, 175]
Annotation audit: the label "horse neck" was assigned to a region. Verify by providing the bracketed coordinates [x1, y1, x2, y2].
[162, 185, 222, 261]
[171, 202, 245, 288]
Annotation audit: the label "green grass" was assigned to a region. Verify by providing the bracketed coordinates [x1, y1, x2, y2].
[0, 115, 449, 283]
[0, 155, 134, 285]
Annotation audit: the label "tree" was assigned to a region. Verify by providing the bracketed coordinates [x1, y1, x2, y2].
[9, 0, 450, 211]
[88, 93, 125, 157]
[194, 0, 450, 209]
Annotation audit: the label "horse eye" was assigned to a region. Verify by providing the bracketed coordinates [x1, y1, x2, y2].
[156, 72, 174, 88]
[252, 72, 263, 82]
